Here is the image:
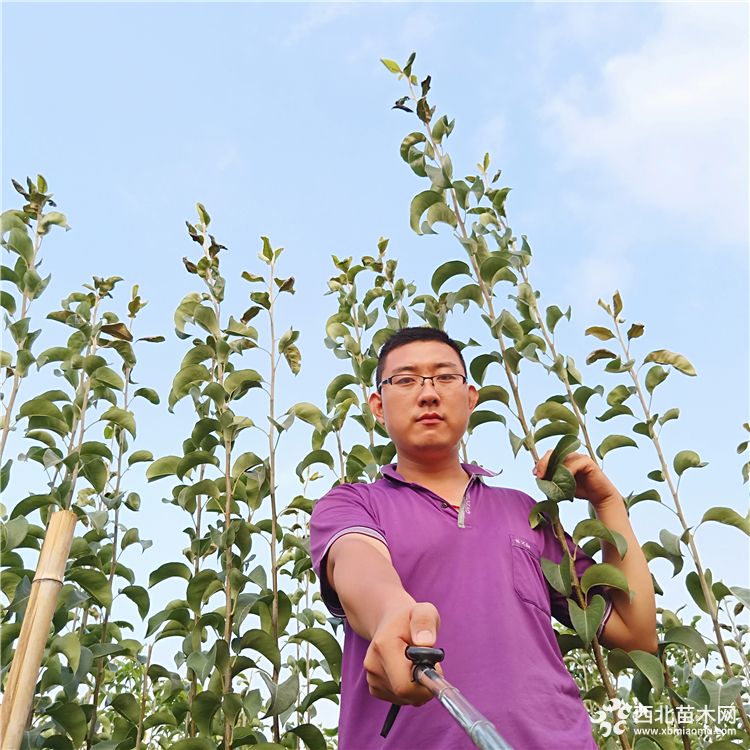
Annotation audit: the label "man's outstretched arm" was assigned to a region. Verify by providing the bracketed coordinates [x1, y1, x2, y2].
[326, 533, 442, 705]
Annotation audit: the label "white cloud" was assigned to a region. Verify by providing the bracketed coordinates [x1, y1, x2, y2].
[284, 2, 353, 47]
[542, 4, 748, 244]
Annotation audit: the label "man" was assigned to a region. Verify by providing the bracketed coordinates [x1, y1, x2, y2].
[310, 327, 657, 749]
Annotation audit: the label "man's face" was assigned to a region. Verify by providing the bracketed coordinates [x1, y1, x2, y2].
[369, 340, 479, 459]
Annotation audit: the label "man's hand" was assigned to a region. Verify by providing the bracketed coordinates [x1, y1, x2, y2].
[363, 601, 443, 706]
[533, 450, 621, 508]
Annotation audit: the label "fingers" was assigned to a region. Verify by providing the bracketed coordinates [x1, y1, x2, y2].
[533, 449, 553, 478]
[409, 601, 440, 646]
[363, 601, 442, 707]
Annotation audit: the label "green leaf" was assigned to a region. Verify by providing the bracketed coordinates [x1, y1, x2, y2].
[573, 520, 628, 559]
[186, 569, 222, 611]
[467, 410, 505, 433]
[49, 703, 87, 745]
[224, 368, 263, 396]
[572, 385, 603, 414]
[51, 631, 82, 672]
[261, 669, 300, 718]
[284, 724, 327, 750]
[296, 450, 334, 481]
[176, 451, 219, 480]
[0, 459, 12, 494]
[585, 348, 617, 366]
[476, 385, 510, 408]
[662, 625, 709, 660]
[567, 594, 606, 645]
[498, 310, 523, 341]
[100, 407, 136, 438]
[700, 506, 750, 536]
[81, 456, 108, 493]
[545, 305, 569, 334]
[400, 131, 426, 162]
[0, 290, 17, 316]
[469, 352, 501, 385]
[585, 326, 615, 341]
[580, 563, 629, 595]
[730, 586, 750, 609]
[121, 585, 150, 619]
[133, 387, 160, 404]
[193, 305, 220, 337]
[545, 434, 581, 476]
[111, 692, 140, 724]
[409, 191, 444, 235]
[169, 364, 211, 409]
[235, 629, 281, 670]
[7, 227, 34, 264]
[283, 343, 301, 375]
[423, 202, 457, 233]
[90, 366, 124, 391]
[596, 435, 638, 460]
[686, 571, 715, 614]
[0, 516, 29, 552]
[169, 740, 216, 750]
[66, 568, 112, 607]
[38, 211, 69, 234]
[536, 463, 576, 502]
[288, 627, 343, 681]
[627, 323, 644, 340]
[191, 691, 221, 736]
[149, 561, 191, 588]
[645, 365, 669, 394]
[430, 260, 471, 294]
[231, 451, 264, 480]
[18, 398, 64, 421]
[540, 556, 572, 596]
[9, 494, 55, 519]
[673, 449, 707, 476]
[128, 449, 153, 466]
[380, 58, 402, 74]
[606, 649, 663, 699]
[187, 650, 216, 683]
[644, 349, 696, 376]
[289, 402, 326, 432]
[146, 455, 181, 481]
[658, 408, 680, 426]
[533, 401, 578, 428]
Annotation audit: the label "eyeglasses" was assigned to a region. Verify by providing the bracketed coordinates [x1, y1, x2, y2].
[378, 373, 468, 392]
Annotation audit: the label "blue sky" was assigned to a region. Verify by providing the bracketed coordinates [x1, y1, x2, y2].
[3, 1, 748, 680]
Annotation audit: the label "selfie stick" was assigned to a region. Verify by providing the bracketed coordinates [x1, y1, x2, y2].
[379, 646, 513, 750]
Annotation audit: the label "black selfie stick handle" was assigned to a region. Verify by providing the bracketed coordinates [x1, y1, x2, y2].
[379, 647, 445, 738]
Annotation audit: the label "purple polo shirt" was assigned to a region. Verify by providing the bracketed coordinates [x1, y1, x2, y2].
[310, 463, 613, 750]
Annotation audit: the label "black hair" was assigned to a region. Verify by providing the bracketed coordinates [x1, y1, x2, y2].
[375, 326, 467, 389]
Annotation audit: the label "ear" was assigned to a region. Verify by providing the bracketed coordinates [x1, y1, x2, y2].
[369, 390, 384, 424]
[468, 384, 479, 411]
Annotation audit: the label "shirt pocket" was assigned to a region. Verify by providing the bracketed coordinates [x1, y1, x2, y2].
[510, 533, 551, 615]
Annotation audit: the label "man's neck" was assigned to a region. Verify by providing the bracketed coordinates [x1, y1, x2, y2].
[394, 451, 469, 488]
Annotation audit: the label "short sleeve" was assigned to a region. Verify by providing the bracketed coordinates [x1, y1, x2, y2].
[309, 482, 388, 617]
[536, 514, 614, 640]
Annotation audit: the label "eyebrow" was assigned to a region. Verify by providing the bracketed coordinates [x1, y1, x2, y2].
[389, 362, 460, 375]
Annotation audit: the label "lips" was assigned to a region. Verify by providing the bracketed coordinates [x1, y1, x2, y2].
[417, 413, 443, 423]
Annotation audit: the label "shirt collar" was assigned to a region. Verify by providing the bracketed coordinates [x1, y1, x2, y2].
[381, 462, 498, 485]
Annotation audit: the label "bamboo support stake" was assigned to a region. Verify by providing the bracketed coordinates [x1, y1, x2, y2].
[0, 509, 77, 750]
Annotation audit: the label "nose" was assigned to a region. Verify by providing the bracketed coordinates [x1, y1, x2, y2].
[417, 378, 440, 405]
